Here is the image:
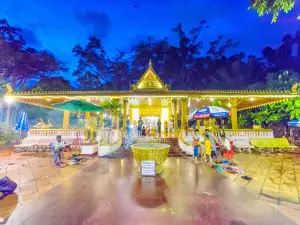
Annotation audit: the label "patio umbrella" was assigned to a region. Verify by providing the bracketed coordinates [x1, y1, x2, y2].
[192, 106, 231, 119]
[287, 120, 300, 127]
[15, 112, 29, 144]
[52, 100, 104, 147]
[52, 100, 104, 113]
[191, 106, 231, 133]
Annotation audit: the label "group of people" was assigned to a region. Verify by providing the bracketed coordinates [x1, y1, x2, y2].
[192, 129, 231, 164]
[137, 117, 162, 137]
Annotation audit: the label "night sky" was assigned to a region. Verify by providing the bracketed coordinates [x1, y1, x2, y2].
[1, 0, 300, 81]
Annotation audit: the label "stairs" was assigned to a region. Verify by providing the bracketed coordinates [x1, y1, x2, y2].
[167, 137, 187, 157]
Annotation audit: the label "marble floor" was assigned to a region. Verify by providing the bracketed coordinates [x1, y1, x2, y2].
[3, 155, 298, 225]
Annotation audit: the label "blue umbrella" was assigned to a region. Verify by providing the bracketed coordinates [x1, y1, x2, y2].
[287, 120, 300, 127]
[16, 112, 28, 144]
[15, 112, 29, 132]
[192, 106, 231, 119]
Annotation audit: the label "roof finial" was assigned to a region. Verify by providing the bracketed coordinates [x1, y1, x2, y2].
[149, 59, 152, 68]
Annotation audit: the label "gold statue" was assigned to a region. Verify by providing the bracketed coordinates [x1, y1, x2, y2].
[84, 116, 98, 143]
[291, 82, 298, 93]
[6, 84, 13, 94]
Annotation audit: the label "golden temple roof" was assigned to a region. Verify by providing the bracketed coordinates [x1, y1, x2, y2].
[4, 60, 300, 111]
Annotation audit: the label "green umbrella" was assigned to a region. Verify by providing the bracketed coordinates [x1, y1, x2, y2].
[52, 100, 104, 113]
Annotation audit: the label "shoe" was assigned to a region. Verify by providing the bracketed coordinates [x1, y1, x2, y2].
[241, 175, 252, 181]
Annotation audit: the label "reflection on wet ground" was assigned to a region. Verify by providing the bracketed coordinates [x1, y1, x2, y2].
[6, 157, 296, 225]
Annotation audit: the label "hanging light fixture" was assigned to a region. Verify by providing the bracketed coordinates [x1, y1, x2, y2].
[188, 99, 191, 107]
[228, 102, 232, 108]
[149, 98, 152, 105]
[210, 97, 214, 102]
[250, 97, 254, 101]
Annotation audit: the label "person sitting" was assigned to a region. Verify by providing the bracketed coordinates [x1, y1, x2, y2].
[51, 135, 65, 167]
[219, 135, 231, 158]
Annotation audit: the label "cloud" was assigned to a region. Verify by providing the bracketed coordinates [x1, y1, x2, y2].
[75, 11, 111, 39]
[21, 28, 42, 47]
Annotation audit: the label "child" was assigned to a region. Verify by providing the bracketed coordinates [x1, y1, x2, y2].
[204, 135, 212, 163]
[192, 129, 200, 163]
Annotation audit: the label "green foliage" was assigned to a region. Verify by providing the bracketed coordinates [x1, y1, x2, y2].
[265, 70, 300, 90]
[250, 0, 295, 23]
[101, 99, 121, 113]
[0, 20, 67, 88]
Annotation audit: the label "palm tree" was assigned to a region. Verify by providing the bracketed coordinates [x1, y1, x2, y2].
[101, 99, 122, 143]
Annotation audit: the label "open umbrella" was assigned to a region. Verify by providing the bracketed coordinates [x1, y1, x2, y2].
[288, 120, 300, 127]
[192, 106, 231, 119]
[52, 100, 104, 113]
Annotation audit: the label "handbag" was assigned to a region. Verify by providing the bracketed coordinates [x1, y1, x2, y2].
[0, 176, 17, 198]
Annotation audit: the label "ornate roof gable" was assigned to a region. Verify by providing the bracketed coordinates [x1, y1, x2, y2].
[131, 60, 169, 91]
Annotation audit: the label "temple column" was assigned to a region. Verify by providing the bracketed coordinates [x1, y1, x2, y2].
[197, 120, 201, 131]
[181, 98, 188, 129]
[122, 99, 128, 133]
[230, 98, 238, 129]
[168, 100, 172, 122]
[63, 111, 70, 129]
[173, 99, 178, 134]
[85, 112, 90, 120]
[99, 112, 104, 129]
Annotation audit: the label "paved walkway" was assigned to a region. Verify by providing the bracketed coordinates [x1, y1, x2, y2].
[0, 149, 300, 224]
[4, 157, 298, 225]
[0, 150, 97, 223]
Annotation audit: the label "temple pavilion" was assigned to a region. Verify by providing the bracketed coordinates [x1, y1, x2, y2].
[5, 60, 300, 134]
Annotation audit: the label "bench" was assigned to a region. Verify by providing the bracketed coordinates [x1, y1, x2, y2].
[15, 138, 40, 152]
[231, 137, 254, 153]
[250, 138, 297, 152]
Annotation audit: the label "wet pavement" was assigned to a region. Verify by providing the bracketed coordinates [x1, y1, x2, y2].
[6, 157, 296, 225]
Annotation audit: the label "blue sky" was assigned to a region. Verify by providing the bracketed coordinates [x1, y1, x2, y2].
[1, 0, 300, 81]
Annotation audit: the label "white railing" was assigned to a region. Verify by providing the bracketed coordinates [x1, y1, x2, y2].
[183, 128, 273, 138]
[28, 129, 85, 137]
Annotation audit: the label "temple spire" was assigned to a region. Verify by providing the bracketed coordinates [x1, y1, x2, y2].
[148, 59, 152, 68]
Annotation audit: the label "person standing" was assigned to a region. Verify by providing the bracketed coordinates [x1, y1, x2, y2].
[157, 119, 162, 137]
[204, 135, 212, 163]
[168, 120, 173, 136]
[137, 117, 143, 137]
[125, 119, 133, 148]
[205, 129, 217, 159]
[192, 129, 200, 163]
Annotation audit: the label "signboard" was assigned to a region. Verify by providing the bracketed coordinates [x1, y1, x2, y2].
[141, 161, 156, 176]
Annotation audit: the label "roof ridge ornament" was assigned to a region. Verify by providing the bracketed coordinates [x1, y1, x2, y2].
[149, 59, 152, 68]
[291, 82, 298, 93]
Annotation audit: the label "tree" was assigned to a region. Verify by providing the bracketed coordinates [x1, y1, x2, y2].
[249, 0, 296, 23]
[101, 99, 121, 129]
[72, 36, 110, 90]
[29, 76, 74, 92]
[106, 51, 131, 90]
[0, 19, 67, 89]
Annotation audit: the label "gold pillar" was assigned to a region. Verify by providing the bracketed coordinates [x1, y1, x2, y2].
[197, 120, 200, 131]
[230, 98, 238, 129]
[181, 99, 188, 129]
[122, 99, 128, 133]
[168, 100, 172, 122]
[99, 112, 104, 129]
[173, 99, 178, 133]
[63, 111, 70, 129]
[85, 112, 90, 120]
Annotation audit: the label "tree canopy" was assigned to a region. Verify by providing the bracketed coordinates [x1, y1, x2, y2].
[249, 0, 296, 23]
[0, 19, 68, 89]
